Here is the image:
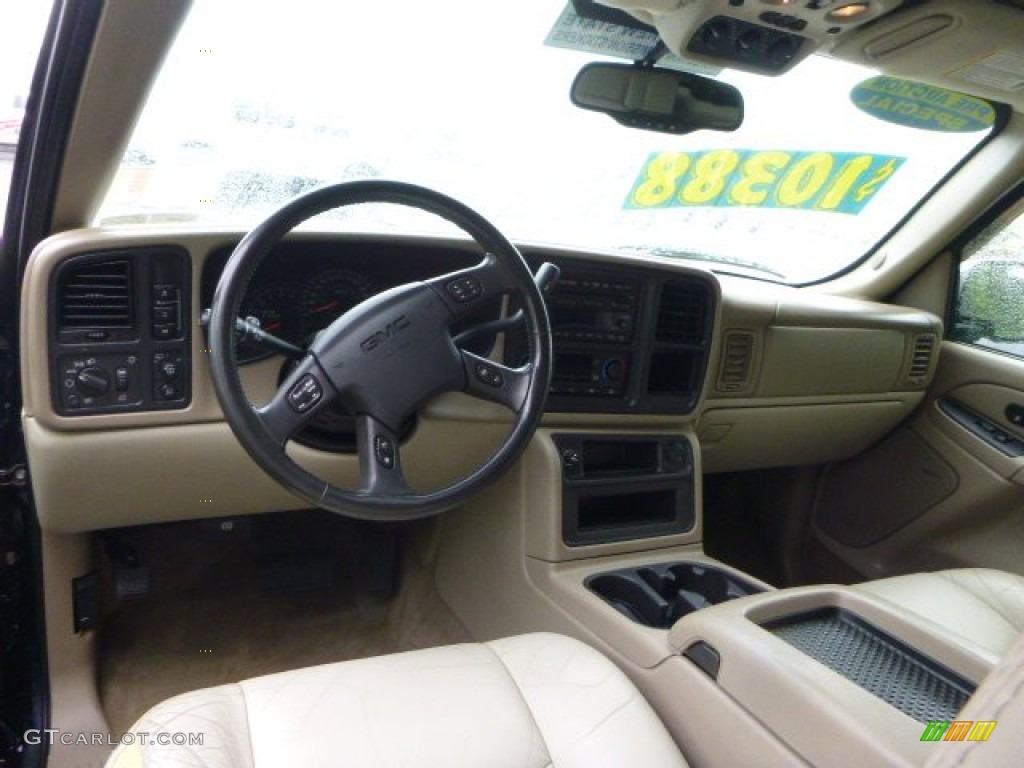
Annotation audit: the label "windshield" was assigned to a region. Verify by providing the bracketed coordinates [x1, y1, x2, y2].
[96, 0, 996, 284]
[0, 3, 52, 217]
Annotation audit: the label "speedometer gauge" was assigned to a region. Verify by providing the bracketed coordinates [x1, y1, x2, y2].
[300, 269, 375, 339]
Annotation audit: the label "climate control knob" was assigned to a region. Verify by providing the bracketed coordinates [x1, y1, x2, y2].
[602, 358, 626, 383]
[76, 367, 111, 396]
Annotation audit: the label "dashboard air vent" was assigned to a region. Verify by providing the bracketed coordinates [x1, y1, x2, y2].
[58, 260, 133, 328]
[905, 333, 937, 385]
[718, 331, 756, 391]
[656, 282, 705, 344]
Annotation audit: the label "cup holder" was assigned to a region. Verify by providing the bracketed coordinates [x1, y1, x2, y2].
[586, 561, 764, 628]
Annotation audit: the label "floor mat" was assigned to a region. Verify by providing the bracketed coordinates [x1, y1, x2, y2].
[97, 512, 470, 734]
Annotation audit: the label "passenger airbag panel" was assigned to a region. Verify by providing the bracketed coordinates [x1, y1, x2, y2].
[759, 328, 905, 397]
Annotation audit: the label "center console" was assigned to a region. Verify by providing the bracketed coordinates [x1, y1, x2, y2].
[436, 255, 991, 767]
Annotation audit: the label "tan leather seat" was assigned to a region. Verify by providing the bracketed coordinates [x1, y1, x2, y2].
[105, 633, 687, 768]
[853, 568, 1024, 661]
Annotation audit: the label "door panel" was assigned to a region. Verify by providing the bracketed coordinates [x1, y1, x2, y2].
[805, 341, 1024, 581]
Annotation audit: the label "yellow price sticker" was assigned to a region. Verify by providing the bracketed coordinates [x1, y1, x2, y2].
[626, 149, 904, 214]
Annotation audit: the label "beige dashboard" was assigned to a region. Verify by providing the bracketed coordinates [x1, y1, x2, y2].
[20, 229, 941, 532]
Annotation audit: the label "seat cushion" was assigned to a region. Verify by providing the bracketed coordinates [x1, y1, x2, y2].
[105, 632, 687, 768]
[853, 568, 1024, 660]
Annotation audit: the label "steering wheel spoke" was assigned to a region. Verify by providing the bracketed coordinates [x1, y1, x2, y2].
[356, 414, 413, 496]
[255, 356, 336, 446]
[426, 253, 515, 322]
[460, 349, 531, 412]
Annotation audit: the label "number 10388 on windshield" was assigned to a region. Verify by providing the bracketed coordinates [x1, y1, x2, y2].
[626, 149, 904, 215]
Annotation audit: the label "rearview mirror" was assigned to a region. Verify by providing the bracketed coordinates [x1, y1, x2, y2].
[571, 62, 743, 135]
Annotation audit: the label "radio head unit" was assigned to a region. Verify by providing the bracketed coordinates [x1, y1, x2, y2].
[548, 275, 639, 345]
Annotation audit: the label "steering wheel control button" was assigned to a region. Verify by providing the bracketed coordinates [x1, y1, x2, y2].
[374, 436, 396, 469]
[474, 362, 504, 387]
[287, 374, 324, 413]
[445, 276, 483, 303]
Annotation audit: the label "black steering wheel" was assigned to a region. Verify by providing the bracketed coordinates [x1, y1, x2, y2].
[208, 180, 552, 521]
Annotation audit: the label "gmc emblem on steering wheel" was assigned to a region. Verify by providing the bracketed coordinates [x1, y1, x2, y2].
[359, 315, 411, 353]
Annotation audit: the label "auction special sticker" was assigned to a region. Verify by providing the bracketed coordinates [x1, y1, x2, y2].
[850, 76, 995, 133]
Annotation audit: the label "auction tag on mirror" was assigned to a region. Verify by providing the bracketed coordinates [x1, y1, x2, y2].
[544, 3, 720, 76]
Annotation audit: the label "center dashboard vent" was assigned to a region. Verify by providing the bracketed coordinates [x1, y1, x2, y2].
[57, 260, 133, 329]
[656, 282, 706, 344]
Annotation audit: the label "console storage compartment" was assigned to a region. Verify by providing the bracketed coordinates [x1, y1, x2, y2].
[587, 561, 764, 628]
[556, 434, 696, 546]
[664, 586, 994, 768]
[765, 607, 974, 724]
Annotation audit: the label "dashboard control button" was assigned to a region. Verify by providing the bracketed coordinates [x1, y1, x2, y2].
[152, 305, 178, 324]
[152, 323, 178, 340]
[603, 358, 625, 382]
[287, 374, 323, 413]
[152, 284, 178, 302]
[152, 351, 186, 403]
[664, 440, 690, 470]
[562, 448, 581, 470]
[76, 367, 110, 396]
[115, 367, 130, 392]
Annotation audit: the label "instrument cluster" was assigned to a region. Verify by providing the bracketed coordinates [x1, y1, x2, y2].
[236, 267, 377, 363]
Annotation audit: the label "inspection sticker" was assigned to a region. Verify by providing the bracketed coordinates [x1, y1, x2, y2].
[625, 149, 905, 215]
[544, 4, 720, 76]
[952, 51, 1024, 93]
[851, 76, 995, 133]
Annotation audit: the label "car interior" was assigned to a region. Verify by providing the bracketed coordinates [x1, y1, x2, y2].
[3, 0, 1024, 766]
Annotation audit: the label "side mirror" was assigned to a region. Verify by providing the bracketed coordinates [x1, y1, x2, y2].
[571, 62, 743, 135]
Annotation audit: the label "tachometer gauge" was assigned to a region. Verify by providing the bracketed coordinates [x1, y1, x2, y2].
[237, 283, 300, 362]
[300, 269, 376, 339]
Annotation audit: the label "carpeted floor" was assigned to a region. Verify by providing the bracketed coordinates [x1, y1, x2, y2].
[97, 511, 471, 734]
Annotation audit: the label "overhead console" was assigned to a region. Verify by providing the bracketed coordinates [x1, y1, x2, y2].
[48, 248, 191, 416]
[588, 0, 904, 75]
[507, 256, 717, 415]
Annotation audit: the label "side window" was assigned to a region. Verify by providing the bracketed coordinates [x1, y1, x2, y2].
[951, 196, 1024, 357]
